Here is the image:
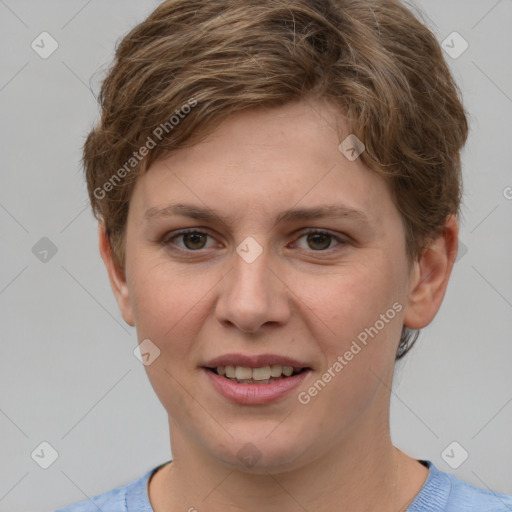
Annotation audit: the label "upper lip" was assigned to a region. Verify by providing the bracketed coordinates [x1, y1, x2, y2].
[203, 353, 311, 369]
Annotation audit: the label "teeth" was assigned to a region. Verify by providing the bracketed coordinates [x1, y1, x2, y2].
[282, 366, 293, 377]
[213, 364, 303, 380]
[270, 364, 283, 377]
[235, 366, 252, 380]
[252, 366, 271, 380]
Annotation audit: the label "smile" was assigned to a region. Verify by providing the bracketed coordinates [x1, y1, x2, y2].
[201, 355, 311, 404]
[207, 364, 306, 384]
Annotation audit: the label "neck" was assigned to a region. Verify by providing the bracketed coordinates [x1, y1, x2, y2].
[149, 415, 424, 512]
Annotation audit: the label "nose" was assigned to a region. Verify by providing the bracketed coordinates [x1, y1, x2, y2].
[215, 245, 291, 334]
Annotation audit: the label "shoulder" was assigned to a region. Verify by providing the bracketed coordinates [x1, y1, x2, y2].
[53, 484, 127, 512]
[444, 468, 512, 511]
[52, 463, 167, 512]
[408, 460, 512, 512]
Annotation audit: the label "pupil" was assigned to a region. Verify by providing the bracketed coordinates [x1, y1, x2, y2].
[184, 233, 206, 250]
[308, 233, 330, 250]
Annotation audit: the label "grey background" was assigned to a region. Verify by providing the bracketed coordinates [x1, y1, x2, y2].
[0, 1, 511, 510]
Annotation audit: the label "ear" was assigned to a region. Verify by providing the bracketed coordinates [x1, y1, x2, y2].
[403, 215, 459, 329]
[98, 222, 135, 327]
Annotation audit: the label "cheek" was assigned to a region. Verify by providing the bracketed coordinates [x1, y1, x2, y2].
[129, 260, 193, 330]
[127, 259, 224, 366]
[127, 264, 210, 419]
[299, 277, 402, 437]
[302, 257, 405, 413]
[308, 258, 405, 343]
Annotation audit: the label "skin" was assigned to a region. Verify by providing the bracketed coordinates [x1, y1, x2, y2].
[100, 99, 458, 512]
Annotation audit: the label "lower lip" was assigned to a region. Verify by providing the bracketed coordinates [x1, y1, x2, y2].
[203, 368, 311, 405]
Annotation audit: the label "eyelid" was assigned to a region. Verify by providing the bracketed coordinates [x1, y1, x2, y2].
[163, 228, 219, 250]
[292, 228, 346, 250]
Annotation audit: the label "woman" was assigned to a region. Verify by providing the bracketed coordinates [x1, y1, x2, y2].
[55, 0, 512, 510]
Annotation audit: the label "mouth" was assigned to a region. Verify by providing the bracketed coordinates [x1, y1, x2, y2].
[204, 365, 309, 384]
[201, 353, 312, 404]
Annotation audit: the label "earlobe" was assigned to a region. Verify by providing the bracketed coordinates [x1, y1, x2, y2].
[403, 216, 459, 330]
[98, 222, 135, 327]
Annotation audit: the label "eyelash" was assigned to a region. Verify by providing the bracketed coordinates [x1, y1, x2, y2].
[162, 228, 347, 254]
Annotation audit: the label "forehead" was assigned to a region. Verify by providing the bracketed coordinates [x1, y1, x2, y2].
[128, 100, 401, 232]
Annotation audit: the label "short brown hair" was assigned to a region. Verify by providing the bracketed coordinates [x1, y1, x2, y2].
[83, 0, 468, 358]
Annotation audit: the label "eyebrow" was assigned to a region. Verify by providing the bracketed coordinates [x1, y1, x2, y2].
[145, 202, 371, 228]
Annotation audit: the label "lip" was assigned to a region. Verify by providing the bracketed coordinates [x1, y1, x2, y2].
[202, 353, 311, 369]
[203, 367, 311, 405]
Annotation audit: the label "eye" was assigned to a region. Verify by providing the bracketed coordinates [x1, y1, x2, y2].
[164, 229, 216, 251]
[162, 228, 346, 253]
[293, 229, 345, 251]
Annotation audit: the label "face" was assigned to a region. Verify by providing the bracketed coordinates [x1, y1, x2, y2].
[103, 99, 451, 473]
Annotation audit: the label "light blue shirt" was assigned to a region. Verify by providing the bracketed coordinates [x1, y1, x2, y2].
[54, 460, 512, 511]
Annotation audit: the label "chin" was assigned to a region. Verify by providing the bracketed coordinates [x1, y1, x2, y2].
[208, 430, 310, 475]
